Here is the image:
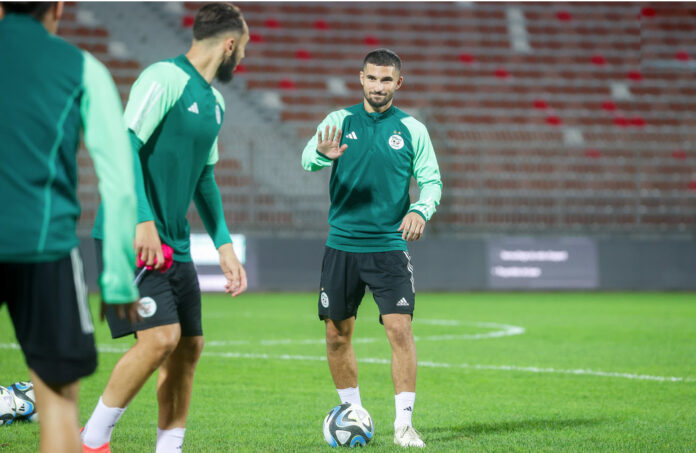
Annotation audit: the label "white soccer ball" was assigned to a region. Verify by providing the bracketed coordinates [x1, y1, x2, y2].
[323, 403, 374, 448]
[8, 381, 37, 423]
[0, 386, 16, 426]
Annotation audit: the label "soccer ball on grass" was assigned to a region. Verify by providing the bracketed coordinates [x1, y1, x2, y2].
[323, 403, 374, 447]
[0, 386, 16, 426]
[8, 381, 38, 423]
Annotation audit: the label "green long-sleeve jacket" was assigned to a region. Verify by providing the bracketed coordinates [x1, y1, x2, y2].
[302, 103, 442, 252]
[0, 14, 138, 303]
[92, 54, 231, 262]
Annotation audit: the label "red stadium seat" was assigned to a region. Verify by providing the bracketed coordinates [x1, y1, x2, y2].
[459, 53, 475, 63]
[364, 35, 380, 46]
[264, 18, 281, 28]
[294, 49, 312, 60]
[314, 20, 329, 30]
[278, 79, 297, 90]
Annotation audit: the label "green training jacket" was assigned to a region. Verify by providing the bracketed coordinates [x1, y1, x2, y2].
[92, 55, 231, 262]
[302, 103, 442, 252]
[0, 13, 138, 303]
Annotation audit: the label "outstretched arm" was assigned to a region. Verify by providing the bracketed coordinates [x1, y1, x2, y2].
[194, 164, 247, 296]
[127, 131, 164, 269]
[122, 62, 185, 270]
[80, 51, 138, 304]
[194, 165, 231, 250]
[408, 123, 442, 222]
[399, 121, 443, 241]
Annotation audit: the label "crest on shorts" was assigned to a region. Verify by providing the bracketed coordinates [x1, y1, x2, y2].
[137, 296, 157, 318]
[320, 291, 329, 308]
[389, 134, 404, 150]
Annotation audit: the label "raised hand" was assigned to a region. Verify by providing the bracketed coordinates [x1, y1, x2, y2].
[317, 125, 348, 160]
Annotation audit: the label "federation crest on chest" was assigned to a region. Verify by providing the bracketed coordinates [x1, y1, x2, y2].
[388, 132, 404, 150]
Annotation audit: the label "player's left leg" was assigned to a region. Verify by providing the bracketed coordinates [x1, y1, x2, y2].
[29, 371, 81, 453]
[2, 249, 98, 452]
[154, 261, 204, 453]
[383, 314, 425, 448]
[362, 251, 425, 447]
[382, 313, 417, 394]
[154, 335, 203, 452]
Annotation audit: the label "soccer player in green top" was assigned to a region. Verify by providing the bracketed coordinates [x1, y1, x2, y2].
[81, 4, 249, 452]
[302, 49, 442, 448]
[0, 2, 139, 452]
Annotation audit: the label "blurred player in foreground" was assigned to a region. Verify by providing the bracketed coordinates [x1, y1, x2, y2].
[81, 3, 249, 452]
[302, 49, 442, 447]
[0, 2, 140, 452]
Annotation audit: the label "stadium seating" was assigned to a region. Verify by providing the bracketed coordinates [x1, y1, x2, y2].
[67, 2, 696, 235]
[59, 2, 298, 235]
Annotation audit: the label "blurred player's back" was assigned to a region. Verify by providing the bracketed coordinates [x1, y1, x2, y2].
[0, 4, 138, 452]
[0, 12, 87, 259]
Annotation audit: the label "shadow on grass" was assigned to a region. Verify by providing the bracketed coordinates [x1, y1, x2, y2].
[428, 417, 604, 441]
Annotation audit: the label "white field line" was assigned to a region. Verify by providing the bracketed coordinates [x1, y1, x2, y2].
[197, 353, 695, 383]
[0, 342, 693, 383]
[206, 321, 526, 347]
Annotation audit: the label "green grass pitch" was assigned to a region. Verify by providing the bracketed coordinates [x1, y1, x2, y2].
[1, 292, 695, 452]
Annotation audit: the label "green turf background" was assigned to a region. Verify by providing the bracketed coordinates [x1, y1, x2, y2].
[1, 292, 695, 451]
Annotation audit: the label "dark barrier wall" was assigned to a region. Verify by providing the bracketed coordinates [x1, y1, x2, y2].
[81, 236, 696, 293]
[597, 238, 696, 290]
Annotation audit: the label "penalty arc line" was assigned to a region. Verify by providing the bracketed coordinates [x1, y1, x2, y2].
[205, 321, 527, 347]
[0, 343, 692, 383]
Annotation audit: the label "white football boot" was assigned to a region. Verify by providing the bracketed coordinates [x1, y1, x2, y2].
[394, 425, 426, 448]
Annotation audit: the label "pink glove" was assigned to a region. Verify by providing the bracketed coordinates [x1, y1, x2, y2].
[136, 243, 174, 272]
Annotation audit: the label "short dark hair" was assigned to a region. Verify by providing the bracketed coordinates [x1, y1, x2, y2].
[193, 3, 245, 41]
[1, 2, 54, 20]
[363, 48, 402, 72]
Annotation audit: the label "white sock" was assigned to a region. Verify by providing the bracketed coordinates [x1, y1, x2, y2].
[156, 427, 186, 453]
[394, 392, 415, 428]
[336, 386, 362, 407]
[82, 396, 126, 448]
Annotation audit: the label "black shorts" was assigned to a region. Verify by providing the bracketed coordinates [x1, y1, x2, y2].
[96, 240, 202, 339]
[317, 247, 416, 323]
[0, 248, 97, 384]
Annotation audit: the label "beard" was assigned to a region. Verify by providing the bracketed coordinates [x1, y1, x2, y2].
[364, 90, 394, 110]
[215, 47, 240, 84]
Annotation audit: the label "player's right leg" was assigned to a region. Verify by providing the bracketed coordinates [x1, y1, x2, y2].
[325, 317, 358, 390]
[1, 249, 97, 453]
[317, 247, 365, 406]
[81, 324, 181, 451]
[154, 260, 205, 453]
[82, 241, 183, 451]
[102, 324, 182, 408]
